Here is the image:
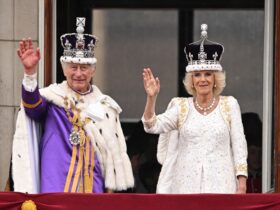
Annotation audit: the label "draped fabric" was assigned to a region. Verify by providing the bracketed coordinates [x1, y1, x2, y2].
[0, 192, 280, 210]
[12, 82, 134, 193]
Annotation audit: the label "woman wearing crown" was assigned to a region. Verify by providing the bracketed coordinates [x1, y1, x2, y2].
[142, 24, 248, 194]
[12, 18, 134, 193]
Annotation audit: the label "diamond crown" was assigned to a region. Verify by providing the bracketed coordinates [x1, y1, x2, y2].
[60, 17, 98, 59]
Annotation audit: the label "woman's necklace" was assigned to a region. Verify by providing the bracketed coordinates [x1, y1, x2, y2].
[195, 97, 216, 115]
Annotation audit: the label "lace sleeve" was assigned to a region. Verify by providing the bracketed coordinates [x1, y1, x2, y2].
[141, 98, 180, 134]
[229, 96, 248, 177]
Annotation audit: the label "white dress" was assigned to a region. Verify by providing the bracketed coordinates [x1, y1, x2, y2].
[143, 96, 248, 194]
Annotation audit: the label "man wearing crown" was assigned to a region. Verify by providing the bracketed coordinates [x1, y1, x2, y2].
[11, 17, 134, 193]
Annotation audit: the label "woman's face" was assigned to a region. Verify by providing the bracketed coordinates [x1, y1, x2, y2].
[63, 63, 95, 93]
[192, 70, 215, 96]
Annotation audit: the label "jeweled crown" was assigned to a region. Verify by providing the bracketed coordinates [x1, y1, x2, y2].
[60, 17, 98, 65]
[184, 24, 224, 72]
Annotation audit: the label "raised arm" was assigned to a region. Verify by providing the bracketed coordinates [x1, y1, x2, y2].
[143, 68, 160, 120]
[17, 38, 46, 121]
[17, 38, 41, 75]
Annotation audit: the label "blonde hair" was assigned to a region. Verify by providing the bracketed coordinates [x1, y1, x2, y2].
[183, 71, 226, 96]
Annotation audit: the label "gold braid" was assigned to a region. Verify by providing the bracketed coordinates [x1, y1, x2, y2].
[63, 95, 94, 192]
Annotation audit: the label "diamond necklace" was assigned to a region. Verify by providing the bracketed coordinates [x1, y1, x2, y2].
[195, 97, 216, 115]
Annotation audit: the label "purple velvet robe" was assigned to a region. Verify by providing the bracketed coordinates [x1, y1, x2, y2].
[22, 85, 105, 193]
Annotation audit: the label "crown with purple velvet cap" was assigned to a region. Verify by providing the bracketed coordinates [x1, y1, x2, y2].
[60, 17, 98, 65]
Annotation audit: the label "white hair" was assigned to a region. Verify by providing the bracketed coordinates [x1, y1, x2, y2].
[60, 62, 96, 71]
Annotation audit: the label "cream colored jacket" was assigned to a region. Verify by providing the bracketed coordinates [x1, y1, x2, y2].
[142, 96, 248, 194]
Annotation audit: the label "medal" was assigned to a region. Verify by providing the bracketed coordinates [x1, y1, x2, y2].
[69, 128, 80, 145]
[64, 96, 87, 146]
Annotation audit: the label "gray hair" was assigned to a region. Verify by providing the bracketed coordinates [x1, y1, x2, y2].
[60, 62, 96, 71]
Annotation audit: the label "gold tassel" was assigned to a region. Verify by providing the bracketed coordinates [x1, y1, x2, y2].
[21, 200, 37, 210]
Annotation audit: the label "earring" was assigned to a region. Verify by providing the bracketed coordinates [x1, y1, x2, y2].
[214, 84, 217, 88]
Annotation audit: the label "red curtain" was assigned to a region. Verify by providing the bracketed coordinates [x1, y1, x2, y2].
[1, 192, 280, 210]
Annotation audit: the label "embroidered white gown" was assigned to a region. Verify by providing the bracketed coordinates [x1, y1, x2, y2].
[143, 96, 248, 194]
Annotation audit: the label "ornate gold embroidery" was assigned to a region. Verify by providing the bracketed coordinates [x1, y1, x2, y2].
[177, 98, 188, 129]
[220, 96, 231, 128]
[22, 98, 42, 109]
[235, 164, 248, 173]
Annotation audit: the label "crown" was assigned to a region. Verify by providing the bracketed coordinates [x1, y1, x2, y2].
[60, 17, 98, 65]
[184, 24, 224, 72]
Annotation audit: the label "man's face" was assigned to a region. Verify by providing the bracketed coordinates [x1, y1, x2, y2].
[63, 63, 95, 93]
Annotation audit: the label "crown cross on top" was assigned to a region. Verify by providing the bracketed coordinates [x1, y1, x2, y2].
[76, 17, 85, 49]
[76, 17, 85, 27]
